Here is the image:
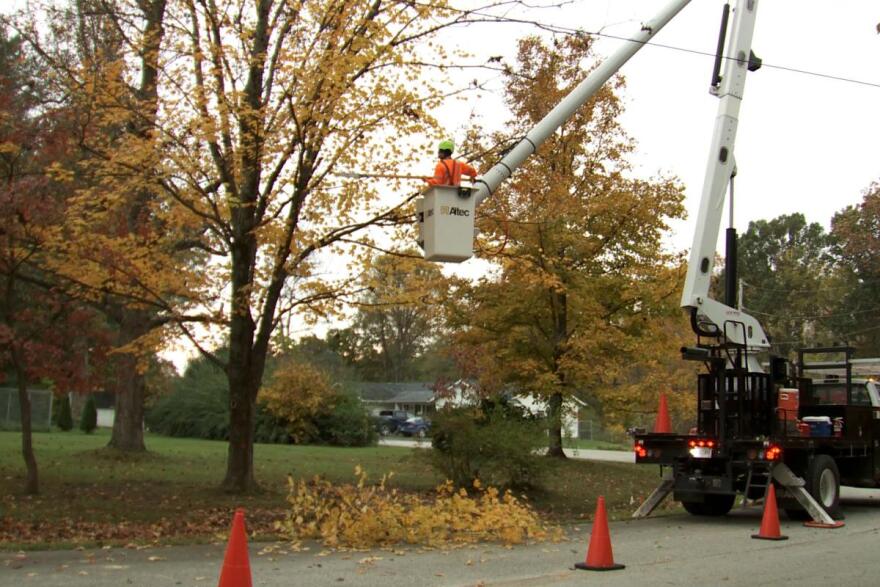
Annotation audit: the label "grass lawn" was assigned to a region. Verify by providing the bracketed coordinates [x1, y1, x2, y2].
[0, 429, 673, 550]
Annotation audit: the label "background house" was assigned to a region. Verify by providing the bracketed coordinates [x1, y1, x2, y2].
[434, 380, 585, 439]
[356, 382, 436, 416]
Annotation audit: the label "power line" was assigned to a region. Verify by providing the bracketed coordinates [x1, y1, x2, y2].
[457, 6, 880, 91]
[744, 306, 880, 321]
[580, 30, 880, 90]
[741, 278, 880, 295]
[772, 323, 880, 346]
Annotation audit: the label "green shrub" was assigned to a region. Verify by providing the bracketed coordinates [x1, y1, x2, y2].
[56, 394, 73, 431]
[146, 354, 291, 443]
[430, 400, 547, 489]
[313, 392, 377, 447]
[79, 395, 97, 434]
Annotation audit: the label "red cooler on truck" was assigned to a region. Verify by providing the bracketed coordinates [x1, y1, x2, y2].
[777, 388, 799, 434]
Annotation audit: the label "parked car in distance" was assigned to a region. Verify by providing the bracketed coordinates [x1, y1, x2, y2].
[398, 417, 431, 439]
[373, 410, 413, 436]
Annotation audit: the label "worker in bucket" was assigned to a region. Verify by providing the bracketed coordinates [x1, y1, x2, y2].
[425, 139, 478, 186]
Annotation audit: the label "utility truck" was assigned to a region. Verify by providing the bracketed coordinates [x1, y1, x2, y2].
[416, 0, 878, 526]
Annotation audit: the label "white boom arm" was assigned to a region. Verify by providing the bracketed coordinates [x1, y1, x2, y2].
[472, 0, 692, 207]
[417, 0, 692, 262]
[679, 0, 770, 357]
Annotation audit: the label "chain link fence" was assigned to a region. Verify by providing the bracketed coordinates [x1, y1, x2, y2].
[0, 388, 53, 431]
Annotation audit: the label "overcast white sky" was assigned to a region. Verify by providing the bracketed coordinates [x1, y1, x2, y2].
[435, 0, 880, 253]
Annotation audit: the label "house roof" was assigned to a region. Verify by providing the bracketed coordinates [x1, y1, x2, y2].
[357, 382, 435, 404]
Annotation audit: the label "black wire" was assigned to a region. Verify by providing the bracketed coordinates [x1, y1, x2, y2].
[744, 306, 880, 321]
[772, 323, 880, 345]
[455, 5, 880, 91]
[579, 30, 880, 90]
[741, 278, 880, 295]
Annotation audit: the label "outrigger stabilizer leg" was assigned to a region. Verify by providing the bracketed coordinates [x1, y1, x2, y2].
[771, 463, 844, 528]
[632, 467, 674, 518]
[631, 463, 844, 526]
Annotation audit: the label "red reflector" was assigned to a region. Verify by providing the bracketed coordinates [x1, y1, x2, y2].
[707, 441, 715, 448]
[688, 440, 696, 448]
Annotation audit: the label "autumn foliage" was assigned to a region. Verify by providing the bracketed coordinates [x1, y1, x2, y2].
[260, 361, 338, 443]
[448, 35, 686, 445]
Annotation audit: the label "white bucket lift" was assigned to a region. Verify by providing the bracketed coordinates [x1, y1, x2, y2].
[416, 185, 475, 262]
[416, 0, 692, 264]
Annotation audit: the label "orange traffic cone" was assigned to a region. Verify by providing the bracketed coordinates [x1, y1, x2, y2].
[218, 509, 253, 587]
[751, 485, 788, 541]
[575, 496, 625, 571]
[653, 393, 671, 433]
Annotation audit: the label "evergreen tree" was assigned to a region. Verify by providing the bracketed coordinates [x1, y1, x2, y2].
[56, 395, 73, 431]
[79, 395, 97, 433]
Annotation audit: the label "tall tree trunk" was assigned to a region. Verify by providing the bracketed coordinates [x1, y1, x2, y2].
[223, 374, 257, 493]
[107, 309, 149, 451]
[222, 219, 262, 492]
[223, 293, 259, 493]
[548, 290, 568, 458]
[105, 0, 166, 452]
[14, 356, 39, 494]
[547, 391, 566, 458]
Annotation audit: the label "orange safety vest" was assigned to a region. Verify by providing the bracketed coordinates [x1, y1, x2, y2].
[427, 158, 477, 186]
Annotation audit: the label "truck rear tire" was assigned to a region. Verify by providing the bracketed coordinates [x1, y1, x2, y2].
[783, 455, 842, 520]
[681, 494, 735, 516]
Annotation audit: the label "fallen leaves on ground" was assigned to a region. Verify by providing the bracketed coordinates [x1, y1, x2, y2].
[0, 507, 283, 546]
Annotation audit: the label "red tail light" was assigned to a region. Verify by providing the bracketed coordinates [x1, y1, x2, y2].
[765, 445, 782, 461]
[688, 438, 715, 448]
[634, 444, 647, 458]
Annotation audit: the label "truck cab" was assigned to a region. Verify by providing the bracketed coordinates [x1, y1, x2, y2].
[811, 378, 880, 409]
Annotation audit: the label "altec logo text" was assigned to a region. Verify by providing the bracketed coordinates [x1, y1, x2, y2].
[440, 206, 470, 217]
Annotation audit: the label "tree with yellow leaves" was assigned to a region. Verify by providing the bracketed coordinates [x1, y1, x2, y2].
[8, 0, 557, 491]
[449, 34, 686, 456]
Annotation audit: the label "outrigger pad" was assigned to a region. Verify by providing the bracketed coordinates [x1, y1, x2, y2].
[803, 521, 845, 529]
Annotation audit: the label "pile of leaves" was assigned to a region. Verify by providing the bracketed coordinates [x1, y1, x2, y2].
[277, 466, 561, 549]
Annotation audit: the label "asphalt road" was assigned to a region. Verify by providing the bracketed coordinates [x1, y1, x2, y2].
[4, 487, 880, 587]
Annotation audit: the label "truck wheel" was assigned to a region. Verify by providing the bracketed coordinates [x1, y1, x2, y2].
[681, 494, 735, 516]
[784, 455, 842, 520]
[807, 455, 842, 518]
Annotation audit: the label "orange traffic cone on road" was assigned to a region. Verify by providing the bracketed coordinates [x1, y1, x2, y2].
[218, 509, 252, 587]
[653, 393, 672, 433]
[575, 496, 625, 571]
[751, 485, 788, 541]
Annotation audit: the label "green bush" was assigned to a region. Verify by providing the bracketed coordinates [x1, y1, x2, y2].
[313, 392, 376, 447]
[79, 395, 97, 434]
[145, 353, 292, 443]
[430, 400, 547, 489]
[146, 352, 374, 446]
[56, 394, 73, 431]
